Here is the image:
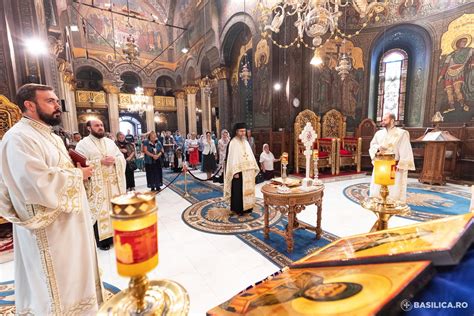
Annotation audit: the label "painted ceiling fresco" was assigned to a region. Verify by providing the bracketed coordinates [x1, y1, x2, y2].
[69, 0, 174, 70]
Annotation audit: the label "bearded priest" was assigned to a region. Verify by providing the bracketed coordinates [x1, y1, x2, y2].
[224, 122, 260, 215]
[0, 84, 103, 314]
[76, 119, 126, 250]
[369, 112, 415, 203]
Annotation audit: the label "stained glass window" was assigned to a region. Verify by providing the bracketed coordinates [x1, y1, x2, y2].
[376, 49, 408, 123]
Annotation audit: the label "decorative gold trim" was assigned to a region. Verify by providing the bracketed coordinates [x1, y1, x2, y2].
[153, 96, 176, 111]
[103, 84, 120, 95]
[357, 137, 362, 173]
[75, 91, 107, 108]
[293, 110, 320, 174]
[36, 228, 62, 314]
[64, 296, 98, 315]
[212, 67, 228, 80]
[322, 109, 346, 138]
[0, 94, 22, 140]
[174, 90, 186, 100]
[183, 85, 200, 95]
[331, 138, 336, 175]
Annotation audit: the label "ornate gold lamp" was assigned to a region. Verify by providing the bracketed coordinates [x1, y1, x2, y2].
[277, 152, 291, 193]
[361, 153, 410, 232]
[98, 192, 189, 315]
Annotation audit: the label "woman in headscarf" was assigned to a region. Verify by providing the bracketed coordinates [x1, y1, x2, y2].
[213, 129, 230, 183]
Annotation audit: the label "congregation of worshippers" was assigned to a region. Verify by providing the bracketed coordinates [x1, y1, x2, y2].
[0, 1, 473, 315]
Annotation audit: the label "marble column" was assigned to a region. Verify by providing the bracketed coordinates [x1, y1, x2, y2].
[199, 78, 212, 134]
[144, 87, 156, 133]
[174, 90, 187, 136]
[184, 85, 199, 134]
[56, 60, 78, 132]
[212, 67, 230, 132]
[59, 75, 78, 132]
[104, 84, 120, 136]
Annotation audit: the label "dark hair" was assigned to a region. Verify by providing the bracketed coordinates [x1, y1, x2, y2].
[16, 84, 54, 113]
[73, 132, 81, 136]
[147, 131, 156, 141]
[86, 120, 92, 128]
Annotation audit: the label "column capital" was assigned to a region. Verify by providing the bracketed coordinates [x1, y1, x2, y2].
[174, 90, 186, 100]
[184, 85, 200, 95]
[198, 76, 215, 89]
[103, 84, 120, 94]
[143, 87, 156, 97]
[212, 67, 229, 80]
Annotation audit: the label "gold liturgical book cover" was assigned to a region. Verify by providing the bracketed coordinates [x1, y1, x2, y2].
[207, 261, 433, 316]
[291, 214, 474, 269]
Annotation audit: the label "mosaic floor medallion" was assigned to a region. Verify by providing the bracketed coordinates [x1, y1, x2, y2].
[182, 197, 282, 235]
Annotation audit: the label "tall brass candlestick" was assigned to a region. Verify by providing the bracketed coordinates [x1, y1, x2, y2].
[98, 192, 189, 315]
[312, 150, 322, 185]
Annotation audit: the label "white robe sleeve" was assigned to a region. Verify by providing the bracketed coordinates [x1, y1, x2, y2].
[397, 130, 416, 171]
[109, 140, 127, 194]
[369, 131, 381, 161]
[0, 135, 84, 229]
[75, 139, 101, 166]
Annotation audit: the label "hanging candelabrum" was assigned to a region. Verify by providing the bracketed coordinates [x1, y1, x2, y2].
[129, 87, 153, 115]
[335, 40, 352, 80]
[257, 0, 387, 50]
[312, 150, 323, 186]
[98, 192, 189, 315]
[239, 55, 252, 87]
[123, 33, 139, 63]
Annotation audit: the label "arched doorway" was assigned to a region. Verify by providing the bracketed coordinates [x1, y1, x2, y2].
[119, 114, 143, 136]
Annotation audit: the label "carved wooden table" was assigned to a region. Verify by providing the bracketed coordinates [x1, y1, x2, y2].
[261, 184, 324, 252]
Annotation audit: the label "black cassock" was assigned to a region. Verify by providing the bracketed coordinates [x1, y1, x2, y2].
[230, 172, 244, 214]
[226, 142, 253, 215]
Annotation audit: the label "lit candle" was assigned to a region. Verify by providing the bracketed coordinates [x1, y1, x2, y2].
[374, 154, 396, 186]
[110, 192, 158, 277]
[313, 150, 319, 160]
[281, 152, 288, 165]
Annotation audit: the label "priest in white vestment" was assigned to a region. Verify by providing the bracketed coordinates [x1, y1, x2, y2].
[369, 112, 415, 203]
[0, 84, 103, 314]
[76, 119, 126, 250]
[224, 123, 260, 215]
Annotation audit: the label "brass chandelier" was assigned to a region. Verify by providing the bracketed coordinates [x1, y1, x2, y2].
[257, 0, 387, 50]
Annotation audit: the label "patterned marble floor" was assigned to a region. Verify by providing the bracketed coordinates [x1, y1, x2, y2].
[0, 171, 470, 315]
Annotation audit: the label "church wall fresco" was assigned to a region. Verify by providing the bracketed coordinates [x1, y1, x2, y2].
[434, 13, 474, 122]
[70, 0, 171, 64]
[305, 38, 365, 132]
[60, 0, 474, 134]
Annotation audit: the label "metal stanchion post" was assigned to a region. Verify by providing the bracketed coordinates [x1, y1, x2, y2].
[183, 162, 190, 198]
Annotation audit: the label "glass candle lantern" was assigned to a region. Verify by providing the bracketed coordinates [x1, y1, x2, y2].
[110, 192, 158, 277]
[313, 150, 319, 160]
[281, 152, 289, 165]
[374, 153, 396, 186]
